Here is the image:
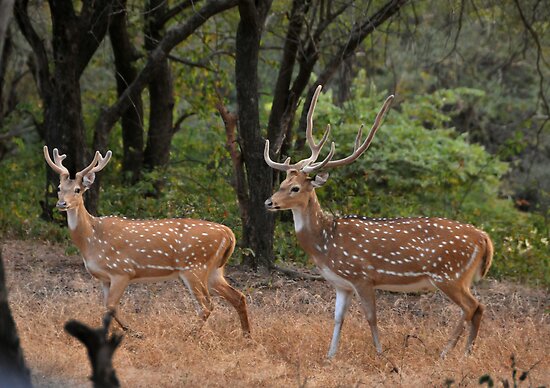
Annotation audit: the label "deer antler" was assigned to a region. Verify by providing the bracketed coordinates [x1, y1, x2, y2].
[264, 85, 394, 174]
[44, 146, 70, 178]
[264, 85, 336, 172]
[316, 93, 394, 171]
[76, 150, 112, 179]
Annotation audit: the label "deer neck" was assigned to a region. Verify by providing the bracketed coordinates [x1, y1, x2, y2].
[66, 202, 98, 255]
[293, 191, 333, 256]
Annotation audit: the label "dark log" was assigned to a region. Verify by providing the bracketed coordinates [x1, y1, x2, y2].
[64, 314, 123, 388]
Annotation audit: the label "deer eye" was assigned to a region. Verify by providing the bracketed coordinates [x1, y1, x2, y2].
[74, 188, 81, 194]
[291, 186, 300, 193]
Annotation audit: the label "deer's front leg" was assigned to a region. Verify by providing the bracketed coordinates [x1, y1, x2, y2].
[327, 287, 352, 359]
[104, 276, 130, 331]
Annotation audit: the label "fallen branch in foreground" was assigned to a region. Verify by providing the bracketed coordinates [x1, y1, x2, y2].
[64, 313, 123, 388]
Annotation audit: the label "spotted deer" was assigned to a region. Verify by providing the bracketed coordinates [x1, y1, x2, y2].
[264, 85, 493, 358]
[44, 146, 250, 335]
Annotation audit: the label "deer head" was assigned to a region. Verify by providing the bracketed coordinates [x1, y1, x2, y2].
[44, 146, 112, 211]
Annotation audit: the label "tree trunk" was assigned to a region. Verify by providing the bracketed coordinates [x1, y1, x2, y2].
[333, 55, 355, 107]
[235, 0, 274, 269]
[0, 250, 32, 388]
[44, 14, 87, 215]
[109, 0, 144, 184]
[266, 0, 307, 151]
[143, 0, 174, 172]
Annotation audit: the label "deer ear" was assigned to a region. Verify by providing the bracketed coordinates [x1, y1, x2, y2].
[82, 172, 96, 188]
[311, 172, 329, 188]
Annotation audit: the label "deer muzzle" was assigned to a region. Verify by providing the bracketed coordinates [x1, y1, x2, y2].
[56, 200, 68, 210]
[264, 198, 280, 211]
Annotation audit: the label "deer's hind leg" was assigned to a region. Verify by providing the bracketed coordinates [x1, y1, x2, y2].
[436, 283, 481, 358]
[179, 271, 213, 322]
[208, 267, 251, 336]
[353, 282, 383, 354]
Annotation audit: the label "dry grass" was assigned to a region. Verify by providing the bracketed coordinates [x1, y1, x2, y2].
[2, 239, 549, 387]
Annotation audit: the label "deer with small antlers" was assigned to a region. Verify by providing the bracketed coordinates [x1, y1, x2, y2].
[264, 85, 493, 358]
[44, 146, 250, 336]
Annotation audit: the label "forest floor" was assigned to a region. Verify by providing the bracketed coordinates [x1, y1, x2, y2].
[2, 239, 549, 387]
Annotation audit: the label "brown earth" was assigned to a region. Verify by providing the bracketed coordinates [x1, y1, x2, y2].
[2, 239, 549, 387]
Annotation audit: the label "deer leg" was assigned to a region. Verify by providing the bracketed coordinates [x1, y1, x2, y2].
[180, 272, 213, 322]
[437, 284, 480, 358]
[209, 269, 251, 336]
[101, 281, 110, 302]
[466, 302, 485, 354]
[105, 277, 130, 331]
[353, 283, 382, 354]
[327, 287, 352, 359]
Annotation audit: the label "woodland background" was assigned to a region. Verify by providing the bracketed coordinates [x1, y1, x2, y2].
[0, 0, 549, 386]
[0, 0, 548, 282]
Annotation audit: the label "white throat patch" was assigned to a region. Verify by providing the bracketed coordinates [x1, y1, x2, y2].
[67, 208, 78, 230]
[292, 209, 306, 232]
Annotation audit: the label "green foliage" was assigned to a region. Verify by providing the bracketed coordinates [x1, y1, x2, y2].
[0, 141, 68, 242]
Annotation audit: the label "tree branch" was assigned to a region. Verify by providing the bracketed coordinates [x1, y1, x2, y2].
[65, 313, 122, 388]
[216, 101, 249, 223]
[272, 264, 324, 281]
[156, 0, 197, 28]
[94, 0, 238, 145]
[13, 0, 52, 102]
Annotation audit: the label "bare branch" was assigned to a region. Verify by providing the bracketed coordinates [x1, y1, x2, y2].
[94, 0, 238, 145]
[13, 0, 52, 102]
[65, 313, 122, 388]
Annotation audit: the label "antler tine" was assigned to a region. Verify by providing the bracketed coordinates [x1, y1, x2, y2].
[76, 150, 112, 178]
[43, 146, 70, 177]
[264, 140, 295, 171]
[297, 85, 331, 169]
[353, 125, 364, 152]
[92, 150, 112, 174]
[302, 141, 336, 174]
[305, 85, 323, 147]
[323, 94, 394, 169]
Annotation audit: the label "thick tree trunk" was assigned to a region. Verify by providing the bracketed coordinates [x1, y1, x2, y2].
[0, 250, 32, 388]
[109, 0, 144, 183]
[43, 4, 82, 214]
[235, 0, 274, 269]
[143, 0, 175, 172]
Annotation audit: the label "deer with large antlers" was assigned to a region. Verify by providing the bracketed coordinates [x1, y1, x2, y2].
[264, 85, 493, 359]
[44, 146, 250, 336]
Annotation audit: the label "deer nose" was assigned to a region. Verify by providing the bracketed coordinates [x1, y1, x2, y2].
[265, 198, 280, 210]
[56, 200, 67, 209]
